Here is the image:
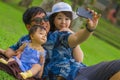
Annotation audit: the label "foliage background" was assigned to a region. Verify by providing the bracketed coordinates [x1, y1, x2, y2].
[0, 0, 120, 79]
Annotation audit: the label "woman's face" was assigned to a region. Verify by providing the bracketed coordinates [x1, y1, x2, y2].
[27, 13, 50, 33]
[54, 12, 71, 30]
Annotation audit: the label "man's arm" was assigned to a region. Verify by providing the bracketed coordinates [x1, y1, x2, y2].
[1, 35, 29, 58]
[4, 48, 16, 58]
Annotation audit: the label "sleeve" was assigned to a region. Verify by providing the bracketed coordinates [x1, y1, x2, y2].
[58, 31, 71, 48]
[9, 38, 23, 51]
[9, 35, 30, 51]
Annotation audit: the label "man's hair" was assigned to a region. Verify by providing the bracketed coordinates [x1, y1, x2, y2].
[23, 6, 46, 25]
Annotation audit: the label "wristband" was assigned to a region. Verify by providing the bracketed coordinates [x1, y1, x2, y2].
[86, 24, 95, 32]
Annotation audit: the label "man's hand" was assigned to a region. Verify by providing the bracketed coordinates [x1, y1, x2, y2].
[0, 48, 5, 54]
[4, 48, 16, 58]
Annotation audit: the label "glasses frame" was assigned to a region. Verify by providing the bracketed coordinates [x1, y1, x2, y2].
[31, 16, 49, 24]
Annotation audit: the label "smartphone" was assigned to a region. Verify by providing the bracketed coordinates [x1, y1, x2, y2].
[76, 7, 93, 19]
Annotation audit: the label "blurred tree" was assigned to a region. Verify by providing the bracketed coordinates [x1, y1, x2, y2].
[71, 0, 84, 11]
[2, 0, 11, 2]
[115, 0, 120, 25]
[90, 0, 96, 5]
[104, 0, 119, 16]
[18, 0, 33, 8]
[40, 0, 64, 12]
[71, 0, 78, 10]
[83, 0, 97, 8]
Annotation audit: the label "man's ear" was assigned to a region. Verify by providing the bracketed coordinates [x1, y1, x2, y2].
[26, 24, 31, 31]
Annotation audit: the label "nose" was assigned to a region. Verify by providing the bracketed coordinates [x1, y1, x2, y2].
[40, 19, 46, 24]
[43, 34, 46, 38]
[40, 21, 50, 33]
[62, 19, 65, 24]
[42, 35, 46, 40]
[40, 23, 48, 32]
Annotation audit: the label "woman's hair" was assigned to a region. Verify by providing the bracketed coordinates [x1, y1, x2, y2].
[49, 11, 72, 32]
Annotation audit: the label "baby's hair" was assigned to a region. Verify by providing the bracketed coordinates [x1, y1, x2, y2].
[29, 25, 46, 36]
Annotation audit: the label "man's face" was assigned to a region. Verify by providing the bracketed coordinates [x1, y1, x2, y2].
[27, 13, 50, 33]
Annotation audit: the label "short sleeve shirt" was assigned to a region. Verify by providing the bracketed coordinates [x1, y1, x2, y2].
[9, 35, 30, 51]
[43, 31, 74, 78]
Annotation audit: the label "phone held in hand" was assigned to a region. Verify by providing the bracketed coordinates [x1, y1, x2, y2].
[76, 7, 93, 19]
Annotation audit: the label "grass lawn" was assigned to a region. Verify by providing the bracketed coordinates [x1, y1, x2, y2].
[81, 35, 120, 65]
[0, 1, 27, 49]
[0, 0, 120, 79]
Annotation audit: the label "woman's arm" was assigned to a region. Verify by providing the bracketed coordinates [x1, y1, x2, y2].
[68, 11, 101, 48]
[59, 27, 84, 62]
[73, 45, 84, 62]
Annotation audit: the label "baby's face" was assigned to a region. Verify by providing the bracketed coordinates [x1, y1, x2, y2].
[31, 28, 47, 45]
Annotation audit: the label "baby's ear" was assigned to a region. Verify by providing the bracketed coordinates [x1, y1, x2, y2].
[30, 34, 34, 40]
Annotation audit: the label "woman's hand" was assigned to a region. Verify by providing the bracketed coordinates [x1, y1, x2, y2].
[59, 28, 74, 33]
[86, 9, 101, 31]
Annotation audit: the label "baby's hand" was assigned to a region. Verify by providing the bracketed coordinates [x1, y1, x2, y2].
[8, 58, 15, 62]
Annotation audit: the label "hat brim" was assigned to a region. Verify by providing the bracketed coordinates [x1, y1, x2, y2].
[47, 11, 78, 20]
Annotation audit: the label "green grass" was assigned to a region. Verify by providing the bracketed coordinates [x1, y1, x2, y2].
[94, 18, 120, 49]
[0, 70, 16, 80]
[0, 1, 27, 49]
[81, 36, 120, 65]
[0, 0, 120, 79]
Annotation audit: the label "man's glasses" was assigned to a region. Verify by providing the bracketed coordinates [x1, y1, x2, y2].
[31, 16, 49, 24]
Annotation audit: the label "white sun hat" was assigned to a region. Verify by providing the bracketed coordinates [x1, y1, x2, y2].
[47, 2, 78, 19]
